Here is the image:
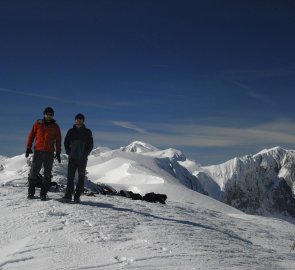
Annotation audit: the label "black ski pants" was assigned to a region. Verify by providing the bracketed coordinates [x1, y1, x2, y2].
[65, 158, 87, 197]
[28, 151, 54, 196]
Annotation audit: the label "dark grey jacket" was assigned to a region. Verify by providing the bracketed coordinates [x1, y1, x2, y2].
[64, 124, 93, 160]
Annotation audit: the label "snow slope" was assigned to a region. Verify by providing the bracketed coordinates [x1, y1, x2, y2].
[0, 143, 295, 269]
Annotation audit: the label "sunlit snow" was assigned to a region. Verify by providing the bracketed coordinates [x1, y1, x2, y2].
[0, 142, 294, 269]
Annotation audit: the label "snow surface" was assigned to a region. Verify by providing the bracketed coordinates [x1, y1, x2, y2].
[0, 142, 295, 269]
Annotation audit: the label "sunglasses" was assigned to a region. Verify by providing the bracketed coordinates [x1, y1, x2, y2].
[46, 113, 54, 116]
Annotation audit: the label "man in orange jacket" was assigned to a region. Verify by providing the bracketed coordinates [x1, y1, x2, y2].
[26, 107, 61, 200]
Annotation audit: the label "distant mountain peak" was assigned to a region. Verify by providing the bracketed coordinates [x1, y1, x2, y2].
[146, 148, 187, 162]
[254, 146, 286, 157]
[90, 146, 112, 156]
[120, 141, 159, 153]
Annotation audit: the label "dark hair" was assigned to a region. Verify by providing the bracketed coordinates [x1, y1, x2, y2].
[75, 113, 85, 121]
[43, 107, 54, 115]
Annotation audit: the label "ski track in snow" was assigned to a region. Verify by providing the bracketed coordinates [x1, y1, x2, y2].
[0, 184, 295, 270]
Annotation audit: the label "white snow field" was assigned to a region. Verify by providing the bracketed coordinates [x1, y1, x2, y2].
[0, 142, 295, 270]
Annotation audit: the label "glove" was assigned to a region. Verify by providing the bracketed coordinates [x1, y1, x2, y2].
[55, 152, 61, 163]
[25, 148, 33, 158]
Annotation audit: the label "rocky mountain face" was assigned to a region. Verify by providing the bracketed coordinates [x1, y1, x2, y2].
[155, 157, 207, 195]
[197, 147, 295, 217]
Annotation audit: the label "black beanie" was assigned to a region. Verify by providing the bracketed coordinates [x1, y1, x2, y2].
[43, 107, 54, 115]
[75, 113, 85, 121]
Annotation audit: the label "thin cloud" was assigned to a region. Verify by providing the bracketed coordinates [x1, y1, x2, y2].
[230, 80, 250, 90]
[258, 119, 295, 133]
[0, 87, 127, 108]
[0, 87, 64, 101]
[246, 91, 270, 103]
[3, 119, 295, 157]
[148, 121, 295, 147]
[227, 81, 271, 104]
[113, 121, 147, 134]
[99, 119, 295, 149]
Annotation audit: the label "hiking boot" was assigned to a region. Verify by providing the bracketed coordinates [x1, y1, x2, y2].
[73, 197, 81, 204]
[40, 195, 47, 201]
[27, 194, 34, 199]
[74, 194, 81, 203]
[57, 197, 71, 203]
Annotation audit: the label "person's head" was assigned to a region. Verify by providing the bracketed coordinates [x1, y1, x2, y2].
[75, 113, 85, 127]
[43, 107, 54, 121]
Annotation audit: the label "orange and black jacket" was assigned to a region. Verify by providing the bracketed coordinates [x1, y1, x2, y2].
[26, 118, 62, 153]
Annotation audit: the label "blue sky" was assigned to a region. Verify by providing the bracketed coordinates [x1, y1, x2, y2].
[1, 0, 295, 165]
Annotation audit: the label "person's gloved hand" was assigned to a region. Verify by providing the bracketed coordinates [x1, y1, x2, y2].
[55, 152, 61, 163]
[25, 148, 33, 158]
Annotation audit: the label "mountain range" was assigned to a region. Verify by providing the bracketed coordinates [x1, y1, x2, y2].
[1, 141, 295, 218]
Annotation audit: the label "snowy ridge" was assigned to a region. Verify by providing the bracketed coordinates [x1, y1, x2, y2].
[0, 142, 295, 269]
[87, 148, 206, 197]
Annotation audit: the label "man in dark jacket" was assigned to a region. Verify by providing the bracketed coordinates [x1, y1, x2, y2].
[63, 113, 93, 203]
[26, 107, 61, 201]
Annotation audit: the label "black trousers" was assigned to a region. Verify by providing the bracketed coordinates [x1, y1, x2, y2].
[28, 151, 54, 196]
[65, 158, 87, 197]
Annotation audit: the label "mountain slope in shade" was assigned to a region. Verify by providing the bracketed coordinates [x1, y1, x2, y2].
[196, 147, 295, 217]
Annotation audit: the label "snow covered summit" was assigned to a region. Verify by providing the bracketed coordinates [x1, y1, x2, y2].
[120, 141, 159, 153]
